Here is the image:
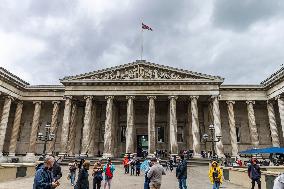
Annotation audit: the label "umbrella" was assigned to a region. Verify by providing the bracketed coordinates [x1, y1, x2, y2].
[239, 147, 284, 154]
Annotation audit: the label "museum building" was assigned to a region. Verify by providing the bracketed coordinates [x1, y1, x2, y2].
[0, 60, 284, 160]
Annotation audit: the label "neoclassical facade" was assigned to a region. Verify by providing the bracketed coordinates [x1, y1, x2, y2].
[0, 60, 284, 160]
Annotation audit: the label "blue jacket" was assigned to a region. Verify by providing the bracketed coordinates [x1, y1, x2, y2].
[248, 164, 261, 180]
[33, 164, 53, 189]
[176, 160, 187, 179]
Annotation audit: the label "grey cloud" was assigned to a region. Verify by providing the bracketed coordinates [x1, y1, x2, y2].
[0, 0, 283, 85]
[212, 0, 284, 31]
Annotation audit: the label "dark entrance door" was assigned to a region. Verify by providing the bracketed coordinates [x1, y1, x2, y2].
[137, 135, 148, 157]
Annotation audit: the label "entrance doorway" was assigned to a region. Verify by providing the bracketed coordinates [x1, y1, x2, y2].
[137, 135, 148, 157]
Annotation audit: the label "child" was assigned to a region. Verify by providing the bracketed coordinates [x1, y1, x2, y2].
[135, 159, 141, 176]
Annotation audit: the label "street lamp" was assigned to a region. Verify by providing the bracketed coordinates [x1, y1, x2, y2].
[202, 124, 222, 159]
[37, 124, 55, 157]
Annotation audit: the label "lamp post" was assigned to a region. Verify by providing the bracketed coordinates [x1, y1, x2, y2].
[37, 124, 55, 157]
[202, 125, 222, 159]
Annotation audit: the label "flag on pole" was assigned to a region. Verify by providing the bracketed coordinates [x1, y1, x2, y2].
[142, 23, 153, 31]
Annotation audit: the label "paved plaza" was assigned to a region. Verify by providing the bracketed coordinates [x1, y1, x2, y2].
[0, 165, 246, 189]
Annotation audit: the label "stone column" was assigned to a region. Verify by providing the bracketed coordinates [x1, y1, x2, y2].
[190, 96, 200, 157]
[126, 96, 135, 154]
[246, 101, 259, 147]
[60, 96, 72, 155]
[27, 101, 42, 156]
[277, 96, 284, 139]
[0, 96, 13, 159]
[211, 95, 224, 158]
[88, 103, 97, 157]
[81, 96, 93, 156]
[226, 101, 238, 157]
[67, 103, 78, 156]
[8, 101, 24, 156]
[169, 96, 178, 155]
[46, 101, 60, 155]
[147, 96, 156, 157]
[103, 96, 114, 158]
[267, 101, 280, 147]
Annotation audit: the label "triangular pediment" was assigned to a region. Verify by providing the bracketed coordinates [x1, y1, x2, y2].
[61, 60, 224, 83]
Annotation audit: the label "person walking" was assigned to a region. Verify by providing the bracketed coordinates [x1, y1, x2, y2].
[93, 159, 103, 189]
[144, 161, 152, 189]
[75, 161, 90, 189]
[136, 159, 141, 176]
[248, 158, 261, 189]
[176, 155, 187, 189]
[130, 159, 136, 176]
[103, 158, 115, 189]
[52, 157, 62, 182]
[273, 173, 284, 189]
[123, 155, 129, 174]
[68, 159, 78, 186]
[208, 161, 223, 189]
[147, 157, 166, 189]
[33, 155, 60, 189]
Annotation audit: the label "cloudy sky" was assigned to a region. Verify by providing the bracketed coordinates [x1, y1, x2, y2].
[0, 0, 284, 85]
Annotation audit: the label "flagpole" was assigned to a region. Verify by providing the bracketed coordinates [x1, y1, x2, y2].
[141, 23, 144, 60]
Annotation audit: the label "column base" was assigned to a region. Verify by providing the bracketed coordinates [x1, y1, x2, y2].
[79, 153, 88, 158]
[147, 153, 156, 158]
[102, 153, 114, 158]
[8, 152, 16, 157]
[23, 153, 37, 163]
[0, 153, 8, 163]
[58, 153, 67, 157]
[193, 153, 202, 158]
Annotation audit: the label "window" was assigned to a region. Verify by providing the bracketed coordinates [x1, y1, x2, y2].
[157, 126, 165, 142]
[177, 126, 184, 142]
[236, 126, 240, 143]
[120, 126, 126, 142]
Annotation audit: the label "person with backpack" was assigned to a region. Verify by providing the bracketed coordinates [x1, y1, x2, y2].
[68, 159, 78, 186]
[147, 157, 166, 189]
[248, 158, 261, 189]
[208, 161, 223, 189]
[176, 155, 187, 189]
[103, 158, 115, 189]
[93, 159, 103, 189]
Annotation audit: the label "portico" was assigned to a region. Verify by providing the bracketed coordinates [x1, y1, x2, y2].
[0, 60, 284, 161]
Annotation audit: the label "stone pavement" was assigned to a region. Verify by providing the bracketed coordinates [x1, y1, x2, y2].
[0, 165, 246, 189]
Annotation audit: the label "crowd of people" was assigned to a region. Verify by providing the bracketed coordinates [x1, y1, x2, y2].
[33, 152, 284, 189]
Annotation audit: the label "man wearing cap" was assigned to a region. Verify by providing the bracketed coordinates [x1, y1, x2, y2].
[248, 158, 261, 189]
[147, 157, 166, 189]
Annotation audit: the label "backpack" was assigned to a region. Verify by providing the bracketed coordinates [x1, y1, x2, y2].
[106, 165, 113, 179]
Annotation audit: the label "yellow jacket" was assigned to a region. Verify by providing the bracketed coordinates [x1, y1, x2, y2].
[208, 163, 223, 184]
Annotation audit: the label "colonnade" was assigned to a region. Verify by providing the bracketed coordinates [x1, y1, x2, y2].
[0, 95, 284, 159]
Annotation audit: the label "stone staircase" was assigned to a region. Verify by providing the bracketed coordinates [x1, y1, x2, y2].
[60, 156, 211, 167]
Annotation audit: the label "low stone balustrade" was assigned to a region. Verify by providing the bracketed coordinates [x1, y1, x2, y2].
[0, 163, 36, 182]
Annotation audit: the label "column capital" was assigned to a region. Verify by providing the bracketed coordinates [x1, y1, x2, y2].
[267, 100, 276, 105]
[52, 101, 61, 105]
[190, 96, 199, 100]
[105, 95, 114, 100]
[63, 95, 72, 100]
[210, 95, 221, 101]
[275, 95, 284, 100]
[147, 96, 156, 100]
[246, 100, 255, 105]
[16, 100, 23, 105]
[226, 100, 235, 105]
[126, 96, 135, 100]
[168, 95, 178, 100]
[4, 95, 15, 101]
[33, 101, 42, 105]
[84, 95, 93, 100]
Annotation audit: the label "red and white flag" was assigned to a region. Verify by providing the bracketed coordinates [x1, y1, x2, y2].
[142, 23, 153, 31]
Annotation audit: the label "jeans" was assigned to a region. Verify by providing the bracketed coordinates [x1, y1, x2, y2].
[93, 177, 102, 189]
[178, 178, 187, 189]
[251, 178, 261, 189]
[213, 182, 220, 189]
[70, 172, 76, 185]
